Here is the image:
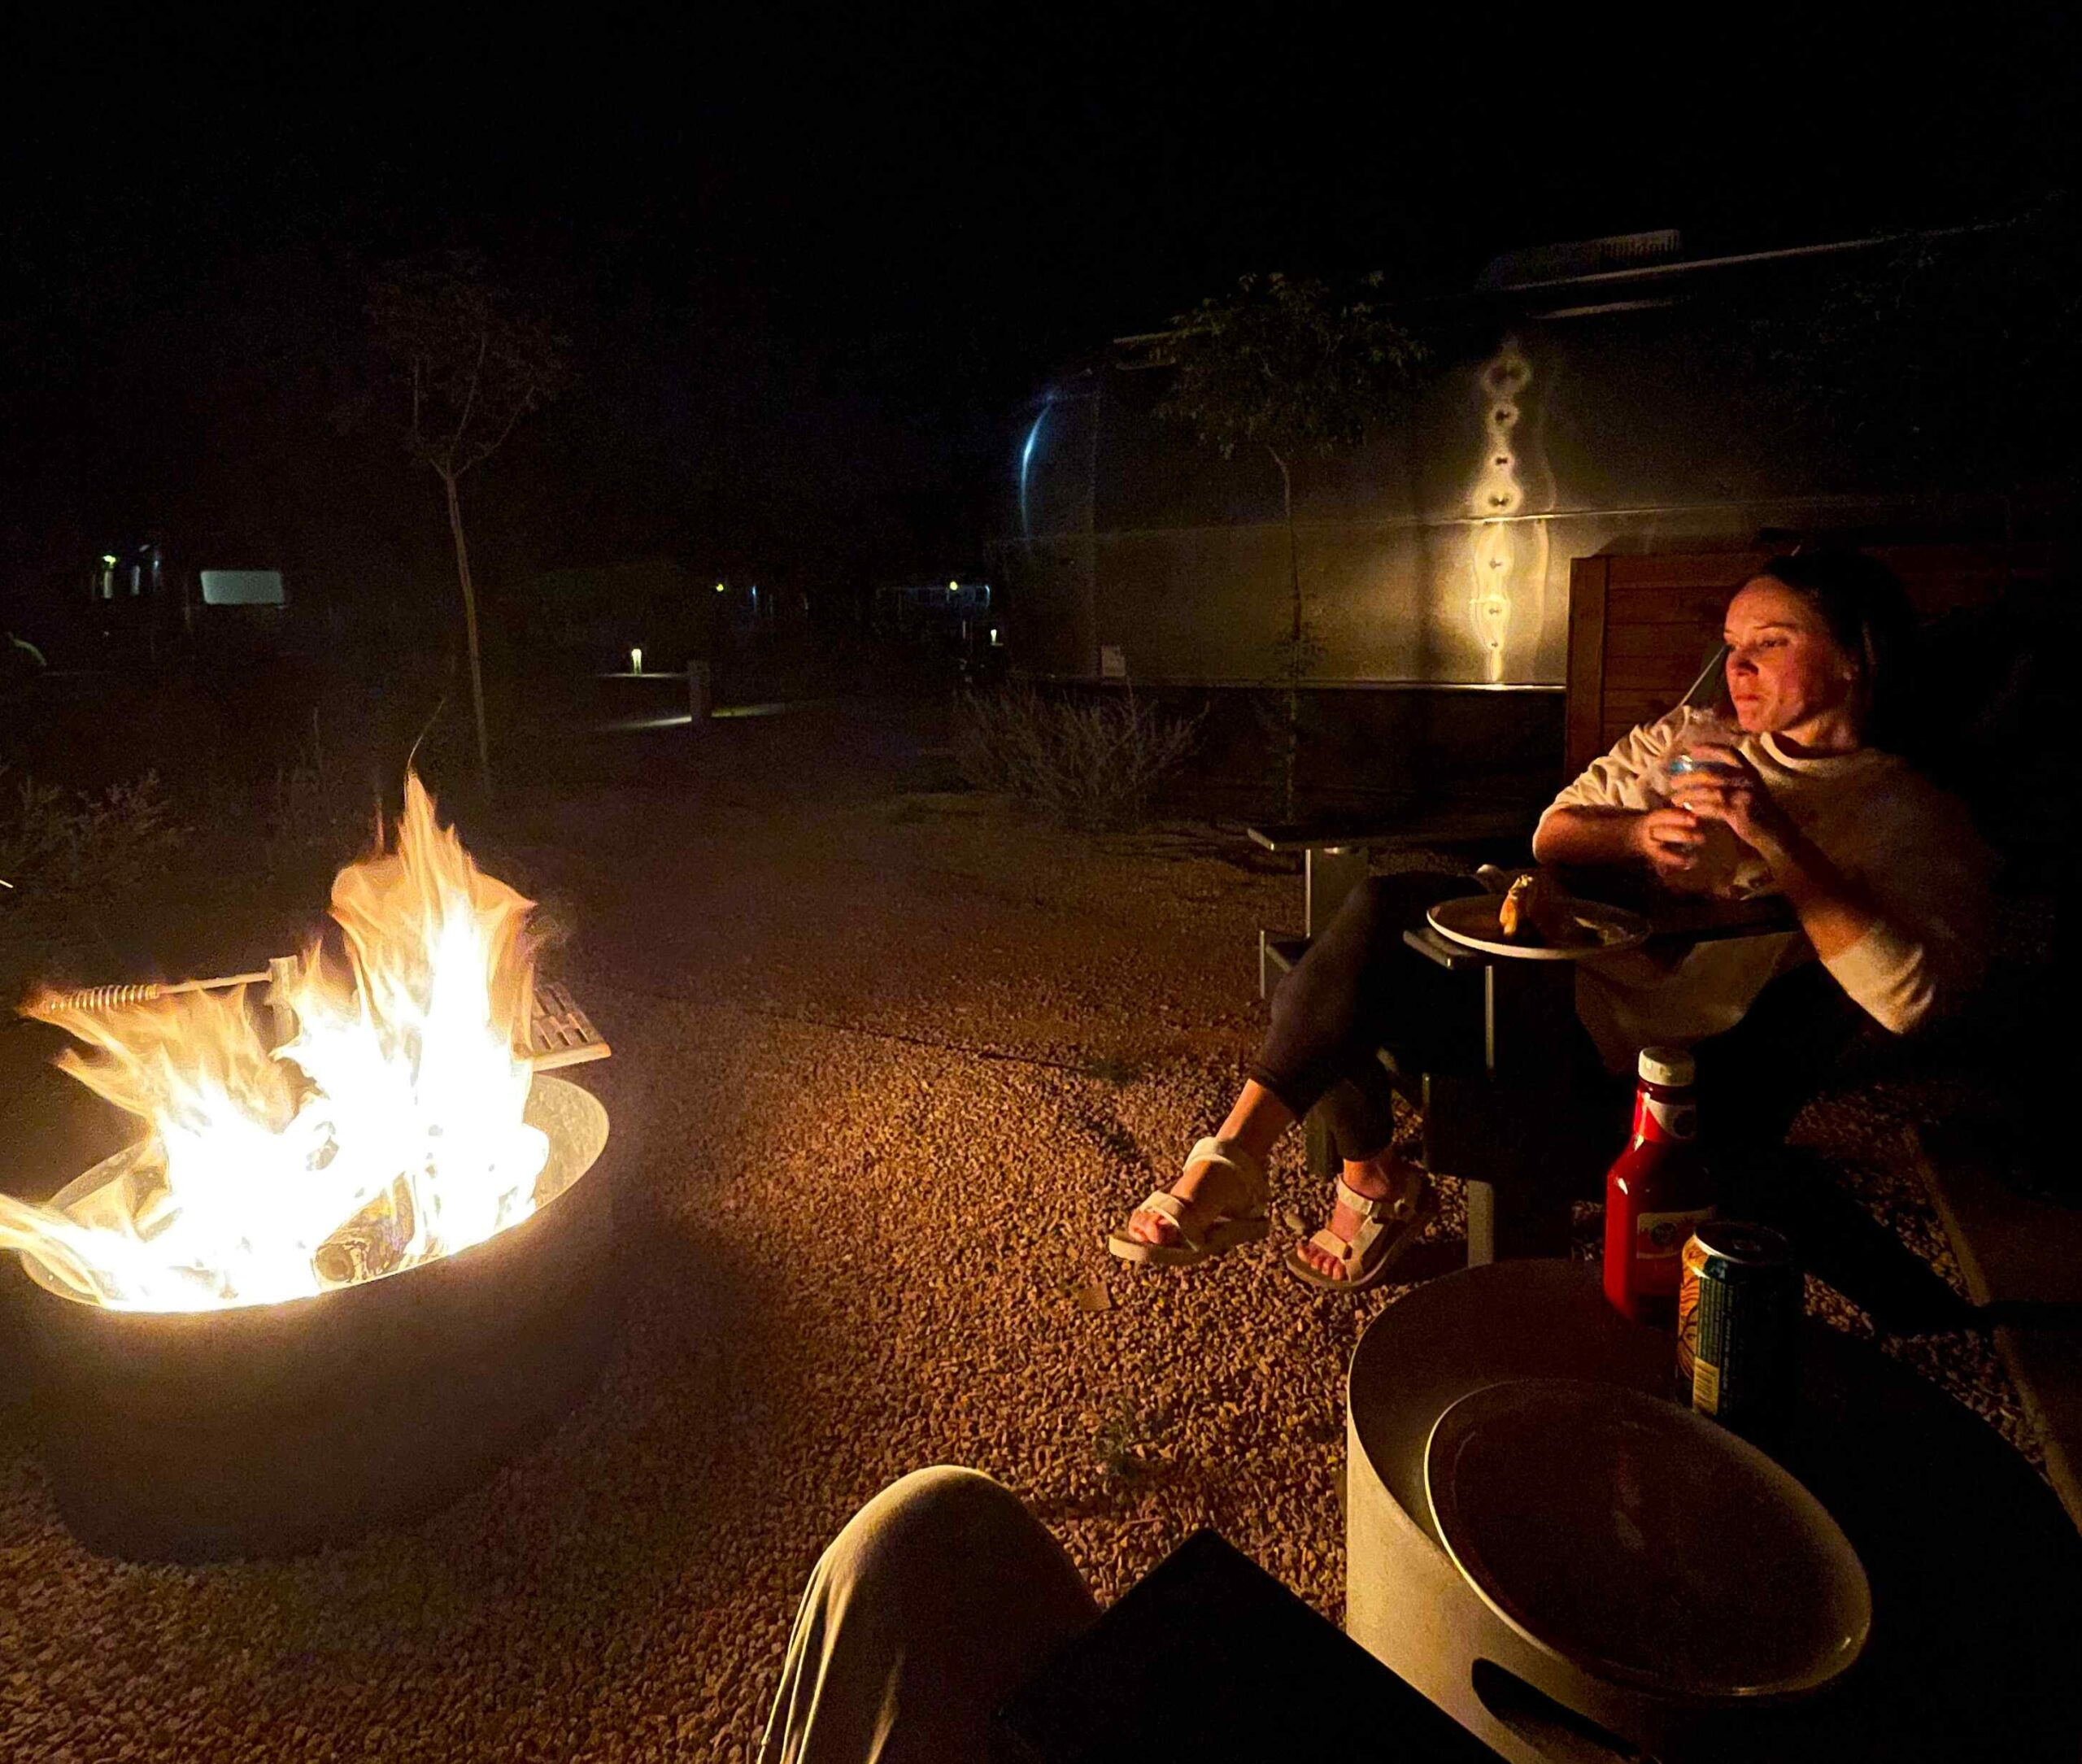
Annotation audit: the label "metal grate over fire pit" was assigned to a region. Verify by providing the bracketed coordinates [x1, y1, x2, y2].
[16, 1074, 615, 1562]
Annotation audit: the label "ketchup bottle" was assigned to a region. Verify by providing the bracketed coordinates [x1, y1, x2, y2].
[1602, 1047, 1714, 1327]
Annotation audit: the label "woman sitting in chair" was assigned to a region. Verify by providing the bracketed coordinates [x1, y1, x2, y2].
[1110, 550, 1990, 1289]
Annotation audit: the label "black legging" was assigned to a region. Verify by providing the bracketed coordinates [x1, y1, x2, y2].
[1248, 873, 1968, 1328]
[1248, 873, 1484, 1163]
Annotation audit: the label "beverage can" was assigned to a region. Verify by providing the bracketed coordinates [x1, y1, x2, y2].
[1683, 1220, 1798, 1428]
[1675, 1231, 1710, 1387]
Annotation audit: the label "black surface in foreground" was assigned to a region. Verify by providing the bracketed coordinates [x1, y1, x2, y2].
[1350, 1261, 2082, 1763]
[995, 1528, 1504, 1763]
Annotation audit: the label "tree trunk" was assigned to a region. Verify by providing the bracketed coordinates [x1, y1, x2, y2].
[1270, 445, 1301, 820]
[442, 470, 494, 801]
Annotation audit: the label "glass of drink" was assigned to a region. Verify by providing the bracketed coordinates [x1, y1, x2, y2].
[1659, 718, 1746, 893]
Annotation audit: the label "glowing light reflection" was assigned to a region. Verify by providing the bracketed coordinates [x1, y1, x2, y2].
[1466, 343, 1532, 682]
[1018, 406, 1048, 535]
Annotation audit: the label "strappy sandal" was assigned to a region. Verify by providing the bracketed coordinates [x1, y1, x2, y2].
[1283, 1173, 1435, 1291]
[1106, 1136, 1270, 1267]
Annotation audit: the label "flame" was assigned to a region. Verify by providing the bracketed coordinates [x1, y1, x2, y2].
[0, 776, 548, 1312]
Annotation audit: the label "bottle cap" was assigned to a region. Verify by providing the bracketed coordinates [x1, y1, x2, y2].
[1638, 1046, 1695, 1087]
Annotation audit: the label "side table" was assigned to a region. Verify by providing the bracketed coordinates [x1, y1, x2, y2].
[1345, 1261, 2080, 1762]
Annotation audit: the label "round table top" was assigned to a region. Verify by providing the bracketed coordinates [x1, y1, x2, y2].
[1426, 1378, 1871, 1699]
[1348, 1259, 1671, 1541]
[1347, 1259, 2082, 1762]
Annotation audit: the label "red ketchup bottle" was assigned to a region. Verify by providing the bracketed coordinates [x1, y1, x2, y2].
[1602, 1047, 1714, 1327]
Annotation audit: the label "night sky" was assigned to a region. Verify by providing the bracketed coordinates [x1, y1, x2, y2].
[3, 7, 2074, 605]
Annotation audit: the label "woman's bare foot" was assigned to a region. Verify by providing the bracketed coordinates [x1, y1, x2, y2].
[1297, 1152, 1426, 1282]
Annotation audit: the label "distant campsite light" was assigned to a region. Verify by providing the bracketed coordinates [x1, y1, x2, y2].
[629, 647, 643, 674]
[948, 581, 959, 593]
[715, 582, 726, 594]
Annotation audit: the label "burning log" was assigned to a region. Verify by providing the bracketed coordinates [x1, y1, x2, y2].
[312, 1178, 418, 1286]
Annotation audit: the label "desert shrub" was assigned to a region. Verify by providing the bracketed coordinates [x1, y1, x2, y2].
[252, 748, 381, 885]
[953, 685, 1204, 831]
[1091, 1398, 1172, 1493]
[0, 769, 189, 900]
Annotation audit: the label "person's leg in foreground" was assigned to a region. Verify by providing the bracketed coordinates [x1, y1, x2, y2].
[759, 1466, 1099, 1764]
[1112, 874, 1477, 1285]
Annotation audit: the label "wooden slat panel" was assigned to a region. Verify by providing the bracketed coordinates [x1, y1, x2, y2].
[1565, 556, 1611, 777]
[1601, 690, 1680, 719]
[1606, 625, 1727, 659]
[1600, 691, 1679, 725]
[1603, 662, 1710, 692]
[1605, 586, 1733, 623]
[524, 978, 611, 1071]
[1607, 552, 1771, 589]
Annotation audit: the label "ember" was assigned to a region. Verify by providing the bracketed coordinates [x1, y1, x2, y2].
[2, 775, 549, 1311]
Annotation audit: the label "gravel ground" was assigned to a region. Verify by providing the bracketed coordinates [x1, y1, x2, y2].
[0, 699, 2047, 1760]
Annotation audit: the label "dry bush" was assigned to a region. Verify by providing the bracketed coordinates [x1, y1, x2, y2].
[255, 751, 381, 885]
[953, 685, 1204, 831]
[0, 769, 189, 900]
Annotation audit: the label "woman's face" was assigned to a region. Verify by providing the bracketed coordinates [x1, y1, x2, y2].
[1722, 577, 1861, 738]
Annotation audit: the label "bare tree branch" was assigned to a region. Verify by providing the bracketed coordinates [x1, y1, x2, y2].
[458, 394, 531, 478]
[1143, 271, 1425, 817]
[452, 327, 488, 466]
[364, 253, 568, 802]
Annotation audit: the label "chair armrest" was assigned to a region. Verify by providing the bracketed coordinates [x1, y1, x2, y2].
[1402, 925, 1492, 971]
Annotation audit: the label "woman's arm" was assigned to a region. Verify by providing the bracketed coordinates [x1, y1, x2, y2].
[1533, 804, 1710, 886]
[1737, 821, 1877, 961]
[1535, 711, 1705, 882]
[1647, 746, 1875, 959]
[1666, 745, 1877, 958]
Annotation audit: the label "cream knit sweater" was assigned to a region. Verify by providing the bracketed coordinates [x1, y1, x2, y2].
[1540, 707, 1991, 1072]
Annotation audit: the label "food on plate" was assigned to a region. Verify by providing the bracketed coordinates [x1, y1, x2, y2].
[1498, 872, 1600, 947]
[1497, 873, 1533, 939]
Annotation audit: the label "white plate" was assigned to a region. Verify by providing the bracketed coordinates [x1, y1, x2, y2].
[1425, 1378, 1871, 1701]
[1426, 893, 1649, 961]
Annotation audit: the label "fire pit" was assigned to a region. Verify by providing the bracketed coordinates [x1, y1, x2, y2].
[2, 775, 622, 1561]
[20, 1075, 612, 1561]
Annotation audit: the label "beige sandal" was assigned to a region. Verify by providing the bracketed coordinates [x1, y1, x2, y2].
[1283, 1173, 1435, 1291]
[1107, 1137, 1270, 1267]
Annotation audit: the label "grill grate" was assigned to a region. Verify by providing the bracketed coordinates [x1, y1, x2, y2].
[525, 978, 612, 1070]
[36, 966, 610, 1072]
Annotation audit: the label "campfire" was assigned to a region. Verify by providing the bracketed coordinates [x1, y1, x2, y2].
[3, 775, 573, 1309]
[3, 775, 619, 1561]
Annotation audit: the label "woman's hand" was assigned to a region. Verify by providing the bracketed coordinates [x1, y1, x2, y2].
[1668, 743, 1795, 854]
[1632, 806, 1709, 886]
